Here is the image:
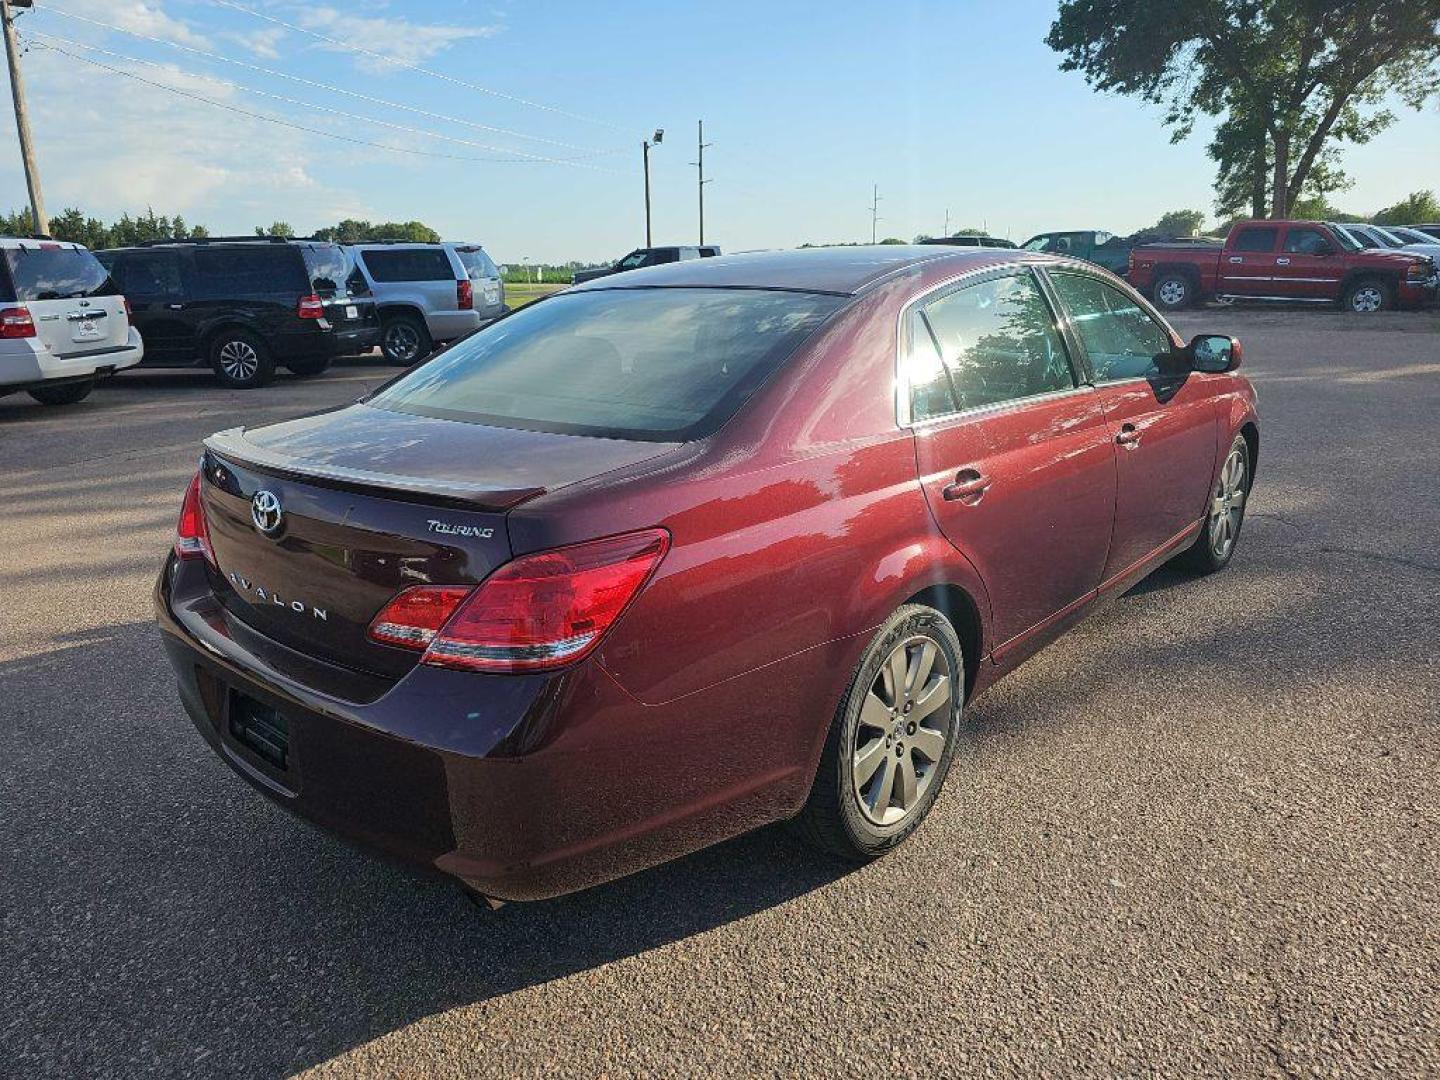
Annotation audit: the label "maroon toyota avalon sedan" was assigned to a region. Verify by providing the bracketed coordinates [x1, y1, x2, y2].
[156, 247, 1258, 902]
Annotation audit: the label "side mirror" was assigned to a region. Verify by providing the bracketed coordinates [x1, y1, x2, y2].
[1188, 334, 1242, 373]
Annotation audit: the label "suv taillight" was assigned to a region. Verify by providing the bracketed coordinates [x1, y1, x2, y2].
[366, 529, 670, 672]
[457, 278, 473, 310]
[174, 470, 216, 565]
[297, 294, 325, 319]
[122, 296, 133, 319]
[0, 306, 36, 338]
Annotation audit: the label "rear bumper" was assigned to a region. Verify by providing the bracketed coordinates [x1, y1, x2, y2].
[424, 310, 483, 342]
[0, 328, 143, 389]
[155, 555, 817, 900]
[326, 323, 381, 356]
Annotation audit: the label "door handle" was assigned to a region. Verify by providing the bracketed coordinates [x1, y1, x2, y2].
[942, 469, 992, 502]
[1115, 423, 1141, 448]
[1227, 256, 1243, 264]
[1275, 257, 1291, 266]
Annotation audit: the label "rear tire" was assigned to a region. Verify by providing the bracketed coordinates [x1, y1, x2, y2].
[792, 604, 964, 861]
[284, 354, 332, 378]
[208, 329, 274, 389]
[1176, 434, 1250, 574]
[380, 314, 432, 366]
[1342, 277, 1390, 313]
[28, 379, 94, 406]
[1152, 273, 1194, 311]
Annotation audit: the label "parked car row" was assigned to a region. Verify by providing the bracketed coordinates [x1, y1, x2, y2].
[572, 245, 721, 284]
[1130, 219, 1440, 312]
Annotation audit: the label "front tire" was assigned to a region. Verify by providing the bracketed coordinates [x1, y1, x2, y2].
[793, 604, 964, 860]
[1342, 277, 1390, 313]
[380, 314, 432, 365]
[28, 379, 94, 406]
[209, 329, 274, 389]
[1152, 273, 1194, 311]
[1177, 434, 1250, 574]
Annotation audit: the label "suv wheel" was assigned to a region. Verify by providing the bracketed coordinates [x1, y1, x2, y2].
[381, 314, 432, 365]
[792, 604, 964, 860]
[209, 329, 275, 389]
[285, 355, 332, 378]
[28, 379, 94, 406]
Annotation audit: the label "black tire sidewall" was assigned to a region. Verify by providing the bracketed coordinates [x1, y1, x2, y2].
[822, 605, 965, 857]
[1182, 434, 1250, 573]
[381, 315, 431, 365]
[208, 329, 274, 388]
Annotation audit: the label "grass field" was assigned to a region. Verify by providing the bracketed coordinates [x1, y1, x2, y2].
[504, 282, 567, 309]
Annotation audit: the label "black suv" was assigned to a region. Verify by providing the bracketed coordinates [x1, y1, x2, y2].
[571, 245, 721, 284]
[96, 238, 380, 388]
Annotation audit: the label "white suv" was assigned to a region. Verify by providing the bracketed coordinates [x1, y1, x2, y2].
[0, 238, 143, 406]
[347, 241, 506, 365]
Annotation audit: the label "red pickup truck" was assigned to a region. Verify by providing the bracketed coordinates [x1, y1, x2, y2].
[1129, 220, 1438, 313]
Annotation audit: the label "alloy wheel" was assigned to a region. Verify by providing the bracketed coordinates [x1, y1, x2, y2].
[1350, 286, 1383, 313]
[385, 323, 422, 362]
[1208, 444, 1248, 559]
[218, 339, 259, 381]
[1157, 279, 1187, 307]
[852, 635, 953, 826]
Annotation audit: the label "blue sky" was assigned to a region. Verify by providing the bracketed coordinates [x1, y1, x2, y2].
[4, 0, 1437, 263]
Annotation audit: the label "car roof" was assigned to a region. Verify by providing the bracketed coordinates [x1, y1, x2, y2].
[569, 245, 1018, 296]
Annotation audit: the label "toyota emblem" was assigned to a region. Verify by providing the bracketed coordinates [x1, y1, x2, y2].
[251, 490, 284, 536]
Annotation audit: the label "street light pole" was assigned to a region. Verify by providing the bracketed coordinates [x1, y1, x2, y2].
[869, 183, 882, 245]
[642, 128, 663, 246]
[2, 0, 46, 236]
[692, 119, 713, 245]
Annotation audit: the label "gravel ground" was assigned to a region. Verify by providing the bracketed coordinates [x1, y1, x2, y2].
[2, 309, 1438, 1078]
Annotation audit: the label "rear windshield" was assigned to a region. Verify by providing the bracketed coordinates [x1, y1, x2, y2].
[301, 244, 350, 295]
[454, 246, 497, 278]
[5, 246, 115, 301]
[367, 287, 844, 441]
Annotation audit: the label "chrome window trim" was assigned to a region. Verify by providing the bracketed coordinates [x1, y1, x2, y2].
[893, 259, 1086, 429]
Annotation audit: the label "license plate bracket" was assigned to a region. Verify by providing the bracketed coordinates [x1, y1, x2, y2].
[227, 692, 290, 772]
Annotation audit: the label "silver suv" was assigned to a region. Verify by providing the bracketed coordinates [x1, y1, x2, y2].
[347, 241, 506, 364]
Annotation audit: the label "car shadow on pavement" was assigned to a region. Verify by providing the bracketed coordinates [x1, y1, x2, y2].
[2, 620, 851, 1077]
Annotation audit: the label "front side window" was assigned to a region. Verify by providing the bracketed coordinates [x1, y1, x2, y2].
[1232, 227, 1278, 253]
[917, 272, 1075, 413]
[1046, 271, 1173, 382]
[110, 252, 183, 298]
[367, 287, 843, 441]
[4, 246, 115, 301]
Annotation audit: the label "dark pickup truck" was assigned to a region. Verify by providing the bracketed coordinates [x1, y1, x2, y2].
[1130, 220, 1438, 312]
[572, 245, 721, 284]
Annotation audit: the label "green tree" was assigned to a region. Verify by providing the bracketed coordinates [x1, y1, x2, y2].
[1373, 190, 1440, 224]
[1150, 209, 1207, 236]
[1047, 1, 1440, 217]
[46, 208, 111, 249]
[255, 221, 295, 237]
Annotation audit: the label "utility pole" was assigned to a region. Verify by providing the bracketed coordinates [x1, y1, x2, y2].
[944, 208, 950, 237]
[691, 119, 713, 245]
[642, 128, 663, 246]
[2, 0, 45, 236]
[869, 183, 882, 245]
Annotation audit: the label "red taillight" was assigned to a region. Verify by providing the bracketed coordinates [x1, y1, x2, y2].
[366, 529, 670, 672]
[122, 295, 132, 319]
[174, 471, 215, 565]
[0, 306, 35, 338]
[457, 278, 473, 310]
[297, 294, 325, 319]
[368, 585, 473, 648]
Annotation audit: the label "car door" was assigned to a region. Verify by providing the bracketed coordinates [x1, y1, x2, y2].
[908, 268, 1117, 652]
[1272, 224, 1345, 301]
[107, 250, 195, 364]
[1217, 224, 1281, 296]
[1041, 269, 1219, 585]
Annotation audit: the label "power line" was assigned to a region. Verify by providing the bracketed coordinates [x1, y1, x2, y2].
[209, 0, 625, 132]
[40, 4, 612, 155]
[38, 41, 611, 168]
[29, 30, 620, 169]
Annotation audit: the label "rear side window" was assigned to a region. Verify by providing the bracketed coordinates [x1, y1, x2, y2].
[367, 287, 843, 440]
[108, 252, 183, 297]
[4, 246, 115, 300]
[915, 273, 1075, 413]
[191, 247, 306, 298]
[1046, 272, 1173, 382]
[1232, 227, 1278, 253]
[360, 248, 455, 282]
[301, 244, 350, 295]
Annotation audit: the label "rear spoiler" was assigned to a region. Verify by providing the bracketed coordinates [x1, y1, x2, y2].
[204, 427, 545, 512]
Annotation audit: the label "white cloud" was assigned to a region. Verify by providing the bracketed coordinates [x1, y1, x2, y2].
[58, 0, 210, 49]
[226, 27, 286, 61]
[297, 5, 501, 69]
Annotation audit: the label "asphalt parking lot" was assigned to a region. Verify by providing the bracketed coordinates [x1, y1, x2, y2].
[3, 308, 1438, 1078]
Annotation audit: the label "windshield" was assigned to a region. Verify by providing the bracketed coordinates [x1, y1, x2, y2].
[302, 244, 349, 296]
[616, 250, 650, 269]
[367, 287, 843, 441]
[1021, 236, 1051, 251]
[1328, 225, 1363, 251]
[5, 246, 116, 301]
